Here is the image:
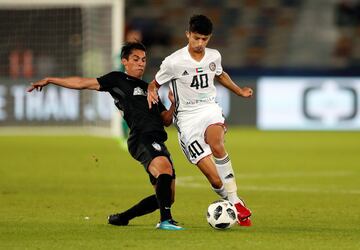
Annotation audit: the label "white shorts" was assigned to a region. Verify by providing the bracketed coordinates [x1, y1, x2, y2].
[175, 104, 225, 164]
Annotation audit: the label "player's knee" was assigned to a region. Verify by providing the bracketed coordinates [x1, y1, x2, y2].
[149, 156, 173, 176]
[210, 143, 226, 158]
[158, 166, 173, 176]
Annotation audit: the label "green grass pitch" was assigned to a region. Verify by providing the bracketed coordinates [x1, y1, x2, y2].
[0, 128, 359, 249]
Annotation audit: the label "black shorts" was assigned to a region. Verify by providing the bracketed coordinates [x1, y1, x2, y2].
[128, 132, 175, 185]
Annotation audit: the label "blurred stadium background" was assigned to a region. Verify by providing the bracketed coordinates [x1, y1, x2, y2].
[1, 0, 359, 133]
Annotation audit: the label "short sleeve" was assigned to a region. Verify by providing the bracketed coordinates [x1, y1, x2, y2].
[97, 71, 123, 91]
[215, 50, 223, 76]
[155, 57, 174, 85]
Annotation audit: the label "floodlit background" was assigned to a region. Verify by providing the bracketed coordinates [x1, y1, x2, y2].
[0, 0, 359, 131]
[0, 1, 359, 249]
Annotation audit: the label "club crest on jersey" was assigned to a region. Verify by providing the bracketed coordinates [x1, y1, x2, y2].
[133, 87, 146, 96]
[152, 142, 161, 151]
[209, 62, 216, 71]
[196, 67, 203, 73]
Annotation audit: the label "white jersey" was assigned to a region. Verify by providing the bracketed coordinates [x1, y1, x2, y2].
[155, 45, 223, 114]
[155, 46, 225, 164]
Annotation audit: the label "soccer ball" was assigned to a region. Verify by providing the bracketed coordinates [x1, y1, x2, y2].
[206, 199, 237, 229]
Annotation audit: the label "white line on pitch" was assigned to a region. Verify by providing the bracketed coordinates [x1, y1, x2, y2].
[176, 174, 360, 194]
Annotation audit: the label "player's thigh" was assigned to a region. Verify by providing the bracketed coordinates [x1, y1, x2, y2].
[178, 130, 212, 164]
[205, 124, 227, 157]
[177, 104, 225, 164]
[128, 136, 175, 184]
[205, 124, 225, 145]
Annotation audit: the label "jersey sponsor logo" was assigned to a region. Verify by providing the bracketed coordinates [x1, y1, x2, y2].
[182, 70, 189, 76]
[152, 142, 162, 151]
[185, 96, 215, 105]
[133, 87, 147, 96]
[209, 62, 216, 71]
[196, 67, 203, 73]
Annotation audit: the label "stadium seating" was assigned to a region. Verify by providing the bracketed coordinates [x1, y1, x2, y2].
[125, 0, 360, 77]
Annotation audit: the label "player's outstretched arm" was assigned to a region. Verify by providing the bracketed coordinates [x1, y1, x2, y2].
[27, 77, 100, 92]
[215, 71, 253, 98]
[147, 80, 161, 109]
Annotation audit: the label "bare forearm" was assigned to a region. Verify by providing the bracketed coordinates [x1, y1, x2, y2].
[28, 76, 100, 93]
[216, 71, 253, 97]
[216, 72, 242, 95]
[46, 77, 97, 90]
[148, 80, 160, 93]
[161, 104, 175, 127]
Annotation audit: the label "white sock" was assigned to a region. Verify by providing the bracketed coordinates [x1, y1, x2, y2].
[214, 154, 241, 204]
[211, 185, 227, 199]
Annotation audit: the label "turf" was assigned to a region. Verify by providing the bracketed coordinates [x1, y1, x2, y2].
[0, 128, 359, 249]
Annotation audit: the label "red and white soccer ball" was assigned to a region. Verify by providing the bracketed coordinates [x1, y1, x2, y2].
[206, 199, 237, 229]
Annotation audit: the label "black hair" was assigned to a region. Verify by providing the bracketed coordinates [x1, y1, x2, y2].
[189, 14, 213, 35]
[120, 42, 146, 59]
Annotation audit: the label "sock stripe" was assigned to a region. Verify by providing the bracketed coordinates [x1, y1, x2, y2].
[214, 156, 230, 165]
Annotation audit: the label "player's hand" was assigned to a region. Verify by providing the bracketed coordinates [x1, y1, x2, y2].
[147, 82, 159, 109]
[239, 87, 254, 98]
[168, 89, 175, 105]
[27, 78, 48, 92]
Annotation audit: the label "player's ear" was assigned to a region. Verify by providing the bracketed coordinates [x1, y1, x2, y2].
[186, 31, 190, 39]
[121, 58, 128, 66]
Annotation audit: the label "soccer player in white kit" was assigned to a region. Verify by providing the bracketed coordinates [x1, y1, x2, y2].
[148, 15, 253, 226]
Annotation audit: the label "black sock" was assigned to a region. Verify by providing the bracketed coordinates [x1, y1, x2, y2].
[156, 174, 173, 222]
[121, 195, 159, 220]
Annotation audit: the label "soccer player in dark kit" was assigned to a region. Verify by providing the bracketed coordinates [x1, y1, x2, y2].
[27, 42, 184, 230]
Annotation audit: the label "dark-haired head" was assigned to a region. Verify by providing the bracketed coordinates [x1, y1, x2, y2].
[121, 42, 146, 60]
[121, 42, 146, 79]
[189, 15, 213, 35]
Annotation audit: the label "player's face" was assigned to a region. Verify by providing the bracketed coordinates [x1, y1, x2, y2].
[122, 49, 146, 79]
[186, 32, 211, 54]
